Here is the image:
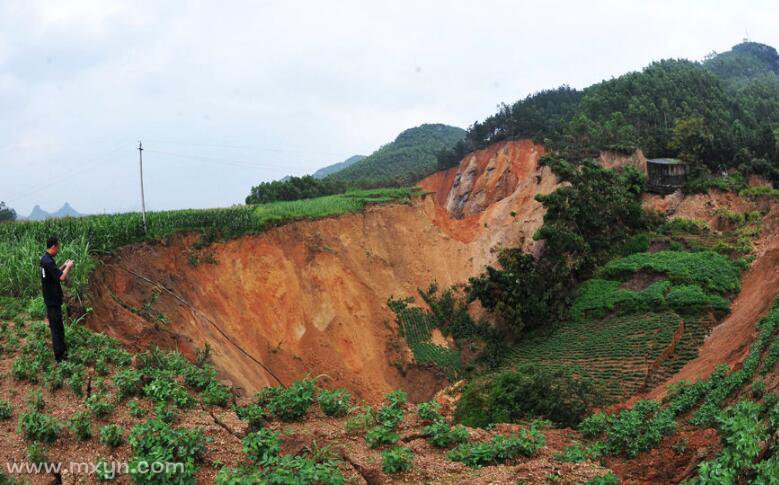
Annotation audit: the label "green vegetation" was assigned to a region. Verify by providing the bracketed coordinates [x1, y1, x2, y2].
[455, 365, 601, 428]
[0, 187, 419, 299]
[328, 124, 465, 186]
[381, 446, 414, 474]
[317, 389, 351, 417]
[438, 42, 779, 182]
[447, 425, 546, 468]
[601, 251, 741, 294]
[128, 418, 209, 484]
[256, 378, 316, 422]
[99, 424, 125, 448]
[469, 158, 647, 339]
[245, 175, 348, 204]
[0, 202, 16, 223]
[246, 124, 464, 203]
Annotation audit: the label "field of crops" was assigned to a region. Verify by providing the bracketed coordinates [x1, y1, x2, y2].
[505, 249, 743, 403]
[0, 188, 419, 300]
[393, 305, 463, 379]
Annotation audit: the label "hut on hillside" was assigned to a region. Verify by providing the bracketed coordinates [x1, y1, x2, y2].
[647, 158, 687, 194]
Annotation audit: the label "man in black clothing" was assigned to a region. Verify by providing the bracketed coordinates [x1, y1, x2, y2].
[40, 236, 74, 362]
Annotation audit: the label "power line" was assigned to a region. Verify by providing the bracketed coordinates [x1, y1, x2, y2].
[142, 138, 345, 157]
[143, 149, 295, 171]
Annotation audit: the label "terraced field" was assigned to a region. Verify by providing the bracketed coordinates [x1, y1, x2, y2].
[393, 305, 463, 379]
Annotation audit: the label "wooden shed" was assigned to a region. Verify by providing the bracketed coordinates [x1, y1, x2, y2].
[647, 158, 687, 194]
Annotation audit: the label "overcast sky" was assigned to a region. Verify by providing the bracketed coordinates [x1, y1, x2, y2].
[1, 0, 777, 216]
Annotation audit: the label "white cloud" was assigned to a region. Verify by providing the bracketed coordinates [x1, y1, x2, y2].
[1, 0, 777, 215]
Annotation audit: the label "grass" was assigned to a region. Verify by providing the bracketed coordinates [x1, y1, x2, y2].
[0, 187, 420, 299]
[601, 251, 741, 295]
[392, 303, 463, 379]
[505, 311, 681, 402]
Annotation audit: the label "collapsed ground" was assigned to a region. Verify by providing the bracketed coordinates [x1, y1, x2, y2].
[0, 141, 777, 483]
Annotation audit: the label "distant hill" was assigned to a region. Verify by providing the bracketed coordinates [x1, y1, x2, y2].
[313, 155, 366, 179]
[704, 41, 779, 84]
[326, 124, 466, 185]
[28, 203, 82, 221]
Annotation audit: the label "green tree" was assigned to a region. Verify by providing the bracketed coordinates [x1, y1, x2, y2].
[0, 202, 16, 223]
[670, 116, 714, 166]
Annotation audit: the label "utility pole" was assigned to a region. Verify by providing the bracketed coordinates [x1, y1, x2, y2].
[138, 140, 147, 233]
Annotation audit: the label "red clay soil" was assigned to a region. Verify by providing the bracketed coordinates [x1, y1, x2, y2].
[87, 140, 553, 403]
[605, 428, 721, 484]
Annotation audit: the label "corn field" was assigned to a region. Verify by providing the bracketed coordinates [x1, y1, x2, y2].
[0, 188, 418, 300]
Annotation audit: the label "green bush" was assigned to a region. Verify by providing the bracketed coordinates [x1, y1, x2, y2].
[423, 420, 469, 448]
[99, 424, 125, 448]
[200, 381, 231, 407]
[0, 400, 12, 420]
[128, 399, 147, 418]
[86, 393, 116, 418]
[68, 411, 93, 441]
[234, 403, 266, 432]
[447, 426, 546, 468]
[580, 400, 676, 458]
[366, 426, 400, 449]
[27, 442, 47, 465]
[113, 368, 143, 399]
[584, 472, 620, 485]
[241, 429, 280, 465]
[382, 446, 414, 474]
[265, 379, 316, 422]
[317, 389, 351, 417]
[416, 401, 443, 423]
[128, 418, 208, 484]
[455, 365, 601, 428]
[18, 411, 62, 443]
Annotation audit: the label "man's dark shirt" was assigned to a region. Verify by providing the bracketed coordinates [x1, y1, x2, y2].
[40, 252, 63, 306]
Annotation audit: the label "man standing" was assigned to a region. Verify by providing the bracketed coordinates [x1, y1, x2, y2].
[40, 236, 74, 362]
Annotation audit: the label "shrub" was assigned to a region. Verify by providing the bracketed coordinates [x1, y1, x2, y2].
[455, 365, 601, 428]
[376, 405, 404, 429]
[200, 381, 231, 407]
[579, 412, 613, 439]
[27, 442, 47, 465]
[266, 379, 316, 422]
[143, 371, 195, 408]
[318, 389, 351, 417]
[382, 446, 413, 474]
[416, 400, 443, 423]
[447, 427, 546, 468]
[26, 390, 44, 412]
[242, 429, 280, 465]
[18, 411, 62, 443]
[113, 368, 143, 399]
[423, 420, 469, 448]
[128, 418, 208, 484]
[0, 400, 12, 420]
[86, 393, 116, 419]
[366, 426, 400, 449]
[554, 442, 604, 462]
[128, 399, 147, 418]
[99, 424, 125, 448]
[588, 400, 676, 458]
[234, 403, 266, 431]
[584, 472, 620, 485]
[68, 411, 93, 441]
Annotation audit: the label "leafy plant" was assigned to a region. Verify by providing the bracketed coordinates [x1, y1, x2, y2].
[68, 411, 93, 441]
[99, 424, 125, 448]
[0, 400, 12, 420]
[382, 446, 414, 474]
[365, 426, 400, 449]
[317, 389, 351, 417]
[423, 420, 469, 448]
[416, 400, 443, 423]
[234, 403, 266, 432]
[128, 418, 208, 484]
[265, 379, 316, 422]
[18, 411, 62, 443]
[241, 429, 280, 465]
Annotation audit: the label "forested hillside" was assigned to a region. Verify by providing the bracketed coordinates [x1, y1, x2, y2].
[246, 124, 464, 204]
[327, 123, 465, 185]
[312, 154, 366, 179]
[438, 42, 779, 186]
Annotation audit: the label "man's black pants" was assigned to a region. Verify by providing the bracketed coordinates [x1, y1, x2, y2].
[46, 305, 68, 362]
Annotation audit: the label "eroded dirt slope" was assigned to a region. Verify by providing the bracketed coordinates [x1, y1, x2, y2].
[88, 140, 552, 402]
